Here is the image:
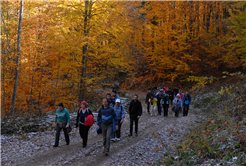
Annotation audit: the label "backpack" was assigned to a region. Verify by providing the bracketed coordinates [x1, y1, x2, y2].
[84, 109, 95, 127]
[184, 95, 190, 105]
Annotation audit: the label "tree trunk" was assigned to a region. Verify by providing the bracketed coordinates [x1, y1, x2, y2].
[79, 0, 92, 102]
[1, 43, 6, 116]
[54, 30, 61, 110]
[30, 28, 40, 113]
[10, 0, 23, 116]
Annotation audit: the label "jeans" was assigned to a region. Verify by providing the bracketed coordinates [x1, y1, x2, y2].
[54, 124, 69, 146]
[102, 123, 113, 152]
[111, 119, 122, 139]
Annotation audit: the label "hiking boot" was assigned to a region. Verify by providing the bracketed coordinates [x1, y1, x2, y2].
[105, 151, 109, 156]
[128, 133, 132, 137]
[117, 138, 120, 141]
[53, 145, 58, 147]
[135, 133, 138, 137]
[111, 138, 116, 142]
[82, 145, 87, 148]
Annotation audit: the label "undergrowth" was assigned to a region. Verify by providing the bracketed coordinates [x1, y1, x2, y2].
[157, 74, 246, 165]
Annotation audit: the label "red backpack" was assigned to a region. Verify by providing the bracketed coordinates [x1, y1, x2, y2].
[84, 109, 95, 127]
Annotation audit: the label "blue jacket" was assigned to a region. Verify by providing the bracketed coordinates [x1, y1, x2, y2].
[113, 104, 125, 120]
[182, 94, 191, 105]
[97, 106, 118, 126]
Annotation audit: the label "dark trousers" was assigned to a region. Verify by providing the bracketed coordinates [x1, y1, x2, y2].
[157, 102, 162, 115]
[130, 115, 139, 134]
[183, 104, 189, 116]
[147, 102, 150, 113]
[170, 97, 173, 106]
[163, 104, 169, 117]
[79, 124, 90, 146]
[54, 124, 69, 146]
[112, 119, 122, 138]
[175, 107, 181, 117]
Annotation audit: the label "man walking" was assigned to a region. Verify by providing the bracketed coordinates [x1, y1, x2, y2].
[128, 94, 142, 137]
[97, 98, 118, 156]
[145, 88, 153, 114]
[182, 91, 191, 116]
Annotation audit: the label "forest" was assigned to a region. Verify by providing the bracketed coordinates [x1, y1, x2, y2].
[1, 1, 246, 116]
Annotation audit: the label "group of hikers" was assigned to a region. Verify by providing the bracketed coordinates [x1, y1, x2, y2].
[145, 86, 192, 118]
[53, 86, 191, 156]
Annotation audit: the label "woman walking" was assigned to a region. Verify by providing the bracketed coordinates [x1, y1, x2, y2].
[76, 101, 93, 148]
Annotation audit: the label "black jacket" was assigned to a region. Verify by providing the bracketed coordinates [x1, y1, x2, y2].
[145, 92, 153, 103]
[129, 100, 142, 117]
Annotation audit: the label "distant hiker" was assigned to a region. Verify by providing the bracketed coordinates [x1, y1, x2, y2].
[148, 94, 157, 116]
[76, 101, 93, 148]
[128, 94, 142, 137]
[53, 103, 70, 147]
[156, 89, 164, 115]
[96, 98, 118, 156]
[106, 93, 115, 107]
[166, 88, 174, 106]
[162, 93, 169, 117]
[182, 91, 191, 116]
[112, 90, 119, 99]
[173, 95, 182, 117]
[111, 99, 125, 141]
[145, 88, 153, 114]
[173, 86, 179, 97]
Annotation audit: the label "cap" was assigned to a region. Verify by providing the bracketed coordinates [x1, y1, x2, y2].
[116, 99, 121, 103]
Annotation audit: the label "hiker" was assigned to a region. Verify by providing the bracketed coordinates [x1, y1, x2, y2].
[76, 101, 93, 148]
[111, 99, 125, 141]
[106, 93, 115, 107]
[182, 91, 191, 116]
[166, 88, 174, 106]
[112, 90, 119, 99]
[145, 88, 153, 114]
[96, 98, 118, 156]
[148, 94, 157, 116]
[162, 93, 169, 117]
[156, 89, 164, 115]
[53, 103, 70, 147]
[173, 86, 179, 97]
[128, 94, 142, 137]
[173, 95, 182, 117]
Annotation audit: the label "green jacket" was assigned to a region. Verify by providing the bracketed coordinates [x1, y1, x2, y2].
[55, 108, 70, 124]
[162, 95, 169, 105]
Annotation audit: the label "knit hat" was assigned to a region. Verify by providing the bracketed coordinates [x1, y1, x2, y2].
[58, 103, 64, 107]
[81, 101, 87, 107]
[116, 99, 121, 103]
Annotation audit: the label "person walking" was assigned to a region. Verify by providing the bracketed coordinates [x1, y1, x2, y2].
[156, 89, 164, 115]
[162, 93, 169, 117]
[128, 94, 142, 137]
[145, 88, 153, 114]
[76, 101, 93, 148]
[111, 99, 125, 141]
[53, 103, 70, 147]
[148, 94, 157, 116]
[173, 95, 182, 117]
[97, 98, 118, 156]
[182, 91, 191, 116]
